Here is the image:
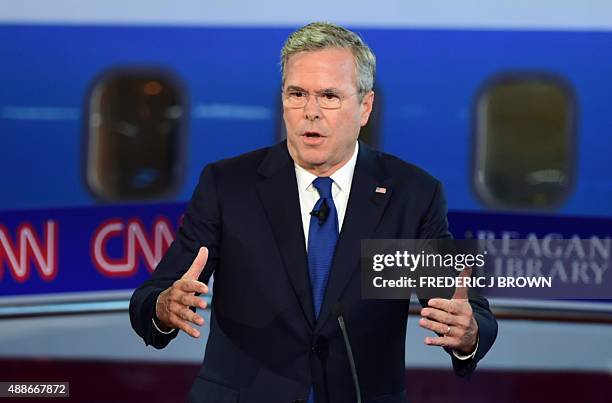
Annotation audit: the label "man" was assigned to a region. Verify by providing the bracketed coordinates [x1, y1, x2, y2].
[130, 22, 497, 403]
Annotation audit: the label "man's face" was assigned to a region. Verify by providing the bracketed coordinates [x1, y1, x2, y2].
[283, 48, 374, 176]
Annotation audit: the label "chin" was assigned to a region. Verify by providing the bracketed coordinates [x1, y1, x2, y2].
[299, 151, 329, 166]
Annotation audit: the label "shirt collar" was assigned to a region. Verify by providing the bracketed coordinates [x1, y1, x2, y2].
[294, 141, 359, 192]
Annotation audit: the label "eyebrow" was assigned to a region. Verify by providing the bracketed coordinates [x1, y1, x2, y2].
[285, 85, 306, 92]
[285, 85, 342, 94]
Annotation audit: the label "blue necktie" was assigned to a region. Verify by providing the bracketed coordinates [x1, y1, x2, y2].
[307, 177, 339, 403]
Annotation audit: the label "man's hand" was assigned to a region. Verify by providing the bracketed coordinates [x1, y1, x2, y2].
[155, 247, 210, 338]
[418, 268, 479, 355]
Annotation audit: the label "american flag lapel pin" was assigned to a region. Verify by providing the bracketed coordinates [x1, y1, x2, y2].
[375, 186, 387, 194]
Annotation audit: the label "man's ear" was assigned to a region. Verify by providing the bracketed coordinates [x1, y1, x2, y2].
[360, 90, 375, 127]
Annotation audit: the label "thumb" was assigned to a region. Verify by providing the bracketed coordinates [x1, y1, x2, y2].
[182, 246, 209, 281]
[452, 267, 472, 300]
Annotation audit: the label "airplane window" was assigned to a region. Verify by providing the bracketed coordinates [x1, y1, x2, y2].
[474, 74, 576, 210]
[86, 71, 186, 201]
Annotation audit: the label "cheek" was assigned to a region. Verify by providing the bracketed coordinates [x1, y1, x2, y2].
[283, 110, 301, 133]
[333, 111, 361, 138]
[282, 110, 291, 128]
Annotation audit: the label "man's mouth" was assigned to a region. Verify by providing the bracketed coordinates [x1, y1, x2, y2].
[303, 131, 323, 138]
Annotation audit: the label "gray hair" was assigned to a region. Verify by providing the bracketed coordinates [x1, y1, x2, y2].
[280, 22, 376, 99]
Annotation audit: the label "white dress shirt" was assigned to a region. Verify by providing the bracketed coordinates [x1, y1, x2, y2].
[294, 142, 359, 248]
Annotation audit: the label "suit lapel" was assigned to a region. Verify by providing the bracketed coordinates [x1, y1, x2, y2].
[315, 142, 392, 332]
[256, 141, 316, 329]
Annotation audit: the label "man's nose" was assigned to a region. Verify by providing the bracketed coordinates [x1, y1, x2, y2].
[303, 94, 321, 121]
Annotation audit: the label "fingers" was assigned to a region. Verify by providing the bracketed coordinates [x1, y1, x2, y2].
[176, 278, 209, 294]
[427, 298, 453, 313]
[420, 299, 479, 352]
[163, 290, 207, 320]
[452, 267, 472, 300]
[419, 317, 452, 335]
[179, 294, 208, 310]
[422, 306, 460, 326]
[156, 247, 210, 338]
[163, 302, 206, 338]
[421, 318, 462, 349]
[172, 303, 205, 326]
[423, 318, 478, 352]
[427, 298, 468, 315]
[182, 247, 209, 281]
[425, 335, 460, 349]
[156, 283, 209, 337]
[420, 299, 472, 348]
[177, 323, 200, 338]
[171, 314, 204, 338]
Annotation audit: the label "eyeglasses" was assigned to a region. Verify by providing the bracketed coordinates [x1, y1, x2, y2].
[282, 89, 358, 110]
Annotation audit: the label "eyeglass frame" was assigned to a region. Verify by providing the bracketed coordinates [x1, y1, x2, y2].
[281, 87, 362, 110]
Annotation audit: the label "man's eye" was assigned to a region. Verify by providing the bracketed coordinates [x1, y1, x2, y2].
[289, 91, 307, 98]
[322, 93, 340, 100]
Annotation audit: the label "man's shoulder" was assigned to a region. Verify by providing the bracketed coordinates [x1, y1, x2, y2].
[364, 145, 441, 189]
[209, 144, 276, 173]
[201, 142, 289, 184]
[199, 141, 292, 190]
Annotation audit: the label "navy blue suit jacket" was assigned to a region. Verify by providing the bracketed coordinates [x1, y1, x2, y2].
[129, 141, 497, 403]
